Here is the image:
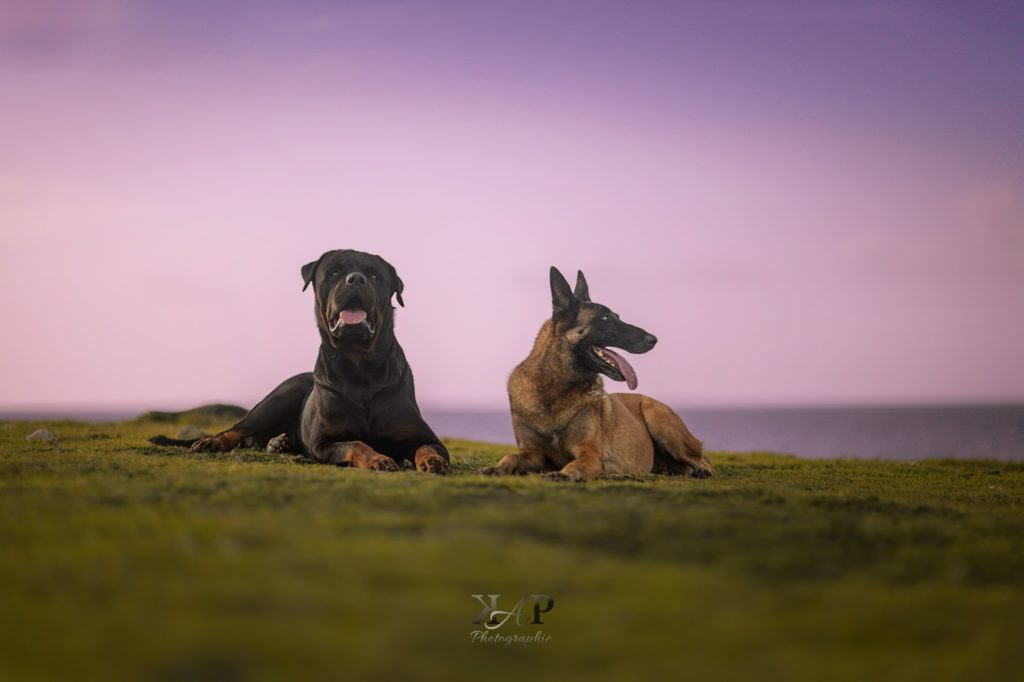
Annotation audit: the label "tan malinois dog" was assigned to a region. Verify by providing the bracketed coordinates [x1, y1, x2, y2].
[480, 267, 714, 482]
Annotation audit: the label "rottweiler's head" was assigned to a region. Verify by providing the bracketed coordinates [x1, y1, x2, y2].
[301, 250, 404, 348]
[549, 266, 657, 390]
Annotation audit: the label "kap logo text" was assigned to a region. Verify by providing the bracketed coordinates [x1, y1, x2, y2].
[470, 594, 554, 646]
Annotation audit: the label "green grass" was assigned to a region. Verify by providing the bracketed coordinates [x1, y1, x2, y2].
[1, 417, 1022, 681]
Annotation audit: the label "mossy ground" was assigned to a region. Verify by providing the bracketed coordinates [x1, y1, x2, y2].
[1, 417, 1021, 681]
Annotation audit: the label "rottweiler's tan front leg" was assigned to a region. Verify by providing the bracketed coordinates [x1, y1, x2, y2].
[478, 448, 546, 476]
[545, 443, 604, 482]
[192, 429, 248, 453]
[314, 441, 399, 471]
[414, 445, 449, 475]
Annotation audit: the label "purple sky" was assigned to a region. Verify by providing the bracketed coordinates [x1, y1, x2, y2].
[2, 1, 1022, 411]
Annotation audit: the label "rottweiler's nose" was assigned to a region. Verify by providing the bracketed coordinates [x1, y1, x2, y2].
[345, 272, 367, 287]
[644, 334, 658, 347]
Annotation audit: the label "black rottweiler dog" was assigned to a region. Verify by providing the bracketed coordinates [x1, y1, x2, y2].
[151, 249, 449, 474]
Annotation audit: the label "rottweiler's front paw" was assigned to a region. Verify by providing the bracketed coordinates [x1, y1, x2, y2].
[416, 452, 449, 475]
[366, 454, 399, 472]
[192, 436, 226, 453]
[478, 466, 505, 476]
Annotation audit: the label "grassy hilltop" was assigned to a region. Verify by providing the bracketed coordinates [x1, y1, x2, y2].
[1, 416, 1022, 681]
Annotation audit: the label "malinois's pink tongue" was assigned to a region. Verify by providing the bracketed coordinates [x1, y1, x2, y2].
[340, 309, 367, 325]
[599, 347, 638, 390]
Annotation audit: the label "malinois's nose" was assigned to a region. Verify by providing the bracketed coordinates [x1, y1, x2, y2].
[346, 272, 367, 287]
[644, 334, 658, 348]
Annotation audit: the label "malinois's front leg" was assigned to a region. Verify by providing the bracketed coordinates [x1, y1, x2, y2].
[478, 448, 546, 476]
[545, 443, 604, 482]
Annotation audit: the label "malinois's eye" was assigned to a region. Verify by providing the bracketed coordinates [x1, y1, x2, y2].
[600, 315, 609, 322]
[369, 273, 378, 280]
[328, 270, 339, 278]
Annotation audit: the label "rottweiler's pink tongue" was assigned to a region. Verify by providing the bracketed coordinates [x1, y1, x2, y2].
[340, 309, 367, 325]
[599, 347, 638, 390]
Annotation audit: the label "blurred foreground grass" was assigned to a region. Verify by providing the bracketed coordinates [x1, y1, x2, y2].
[1, 417, 1022, 681]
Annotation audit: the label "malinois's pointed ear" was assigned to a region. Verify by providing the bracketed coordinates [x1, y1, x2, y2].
[301, 258, 321, 292]
[573, 270, 590, 302]
[550, 266, 578, 317]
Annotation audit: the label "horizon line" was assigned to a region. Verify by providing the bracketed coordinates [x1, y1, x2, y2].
[2, 399, 1023, 418]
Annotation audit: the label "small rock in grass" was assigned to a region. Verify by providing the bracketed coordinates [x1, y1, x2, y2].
[177, 425, 209, 440]
[26, 429, 57, 442]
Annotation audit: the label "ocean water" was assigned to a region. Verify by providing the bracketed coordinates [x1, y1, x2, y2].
[4, 405, 1022, 461]
[422, 405, 1024, 461]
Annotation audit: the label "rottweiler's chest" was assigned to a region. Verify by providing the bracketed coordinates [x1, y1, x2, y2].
[302, 385, 390, 441]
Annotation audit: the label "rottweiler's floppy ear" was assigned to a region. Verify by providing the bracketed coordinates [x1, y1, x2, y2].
[550, 266, 578, 318]
[380, 257, 405, 307]
[301, 258, 320, 292]
[573, 270, 591, 302]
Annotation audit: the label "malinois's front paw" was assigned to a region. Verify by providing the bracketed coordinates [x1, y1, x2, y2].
[416, 451, 449, 475]
[192, 436, 226, 453]
[478, 465, 527, 476]
[366, 454, 399, 472]
[543, 471, 585, 483]
[692, 460, 715, 478]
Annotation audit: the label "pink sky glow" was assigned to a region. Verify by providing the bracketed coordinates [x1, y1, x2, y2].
[1, 1, 1022, 411]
